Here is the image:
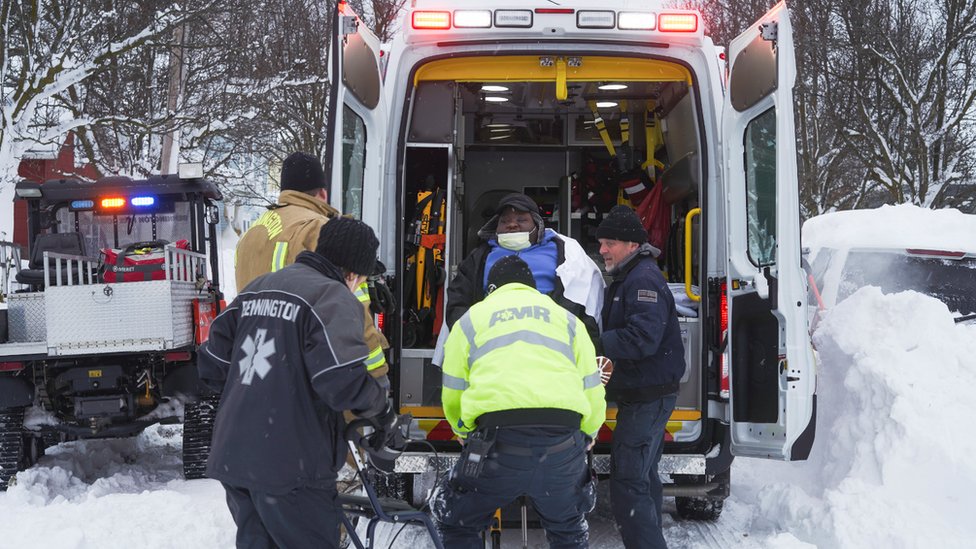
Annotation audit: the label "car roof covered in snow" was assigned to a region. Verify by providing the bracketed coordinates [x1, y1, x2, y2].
[802, 204, 976, 255]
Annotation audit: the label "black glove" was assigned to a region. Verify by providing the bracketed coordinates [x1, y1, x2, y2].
[368, 401, 398, 452]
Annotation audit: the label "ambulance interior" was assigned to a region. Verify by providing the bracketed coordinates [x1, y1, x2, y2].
[399, 58, 706, 444]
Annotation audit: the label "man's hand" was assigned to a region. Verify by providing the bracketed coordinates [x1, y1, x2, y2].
[369, 401, 398, 451]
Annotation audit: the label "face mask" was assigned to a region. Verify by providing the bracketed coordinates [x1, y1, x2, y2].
[497, 231, 532, 251]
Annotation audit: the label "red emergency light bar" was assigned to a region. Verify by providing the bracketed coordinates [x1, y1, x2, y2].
[535, 8, 574, 14]
[659, 13, 698, 32]
[412, 10, 451, 29]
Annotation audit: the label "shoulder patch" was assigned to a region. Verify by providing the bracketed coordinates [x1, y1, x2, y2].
[636, 289, 658, 303]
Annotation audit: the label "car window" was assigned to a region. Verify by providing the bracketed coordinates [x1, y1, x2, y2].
[59, 204, 193, 252]
[839, 251, 976, 314]
[806, 248, 835, 306]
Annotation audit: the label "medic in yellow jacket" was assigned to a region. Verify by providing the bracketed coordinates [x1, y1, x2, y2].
[441, 263, 607, 440]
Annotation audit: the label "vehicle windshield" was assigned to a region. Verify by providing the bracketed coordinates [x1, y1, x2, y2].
[56, 203, 193, 254]
[838, 250, 976, 314]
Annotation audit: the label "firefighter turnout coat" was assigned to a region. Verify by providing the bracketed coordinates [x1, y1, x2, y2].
[441, 283, 607, 439]
[235, 190, 388, 376]
[198, 251, 388, 494]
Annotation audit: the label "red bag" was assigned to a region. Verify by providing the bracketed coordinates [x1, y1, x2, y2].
[101, 240, 189, 283]
[634, 180, 670, 257]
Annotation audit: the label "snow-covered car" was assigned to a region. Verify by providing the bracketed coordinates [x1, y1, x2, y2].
[802, 204, 976, 326]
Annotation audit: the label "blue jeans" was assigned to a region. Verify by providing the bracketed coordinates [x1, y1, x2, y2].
[610, 396, 677, 549]
[432, 427, 591, 549]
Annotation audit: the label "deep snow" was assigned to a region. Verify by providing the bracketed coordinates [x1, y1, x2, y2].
[2, 287, 973, 548]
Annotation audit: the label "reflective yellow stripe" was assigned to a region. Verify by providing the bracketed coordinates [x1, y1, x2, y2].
[271, 241, 289, 272]
[354, 282, 370, 303]
[364, 346, 386, 371]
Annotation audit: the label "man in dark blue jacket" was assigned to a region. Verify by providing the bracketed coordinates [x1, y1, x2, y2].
[597, 205, 684, 549]
[198, 217, 394, 549]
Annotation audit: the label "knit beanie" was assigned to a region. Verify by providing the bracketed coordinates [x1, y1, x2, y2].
[315, 217, 379, 276]
[280, 152, 326, 192]
[596, 205, 648, 243]
[487, 255, 536, 291]
[495, 192, 540, 215]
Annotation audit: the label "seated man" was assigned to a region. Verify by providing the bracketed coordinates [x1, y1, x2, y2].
[445, 192, 605, 347]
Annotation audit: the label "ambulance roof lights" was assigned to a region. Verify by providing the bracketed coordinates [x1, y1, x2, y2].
[412, 11, 451, 30]
[596, 101, 618, 108]
[659, 13, 698, 32]
[454, 10, 491, 28]
[494, 10, 532, 28]
[481, 85, 509, 92]
[131, 196, 156, 207]
[100, 197, 126, 209]
[618, 12, 656, 30]
[577, 11, 615, 29]
[535, 8, 574, 15]
[484, 96, 509, 103]
[599, 83, 628, 91]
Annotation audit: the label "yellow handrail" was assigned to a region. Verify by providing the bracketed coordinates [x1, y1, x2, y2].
[684, 208, 701, 302]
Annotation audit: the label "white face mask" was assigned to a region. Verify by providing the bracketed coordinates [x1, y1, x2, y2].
[497, 231, 532, 251]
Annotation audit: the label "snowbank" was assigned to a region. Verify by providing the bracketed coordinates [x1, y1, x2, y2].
[802, 204, 976, 254]
[732, 288, 976, 548]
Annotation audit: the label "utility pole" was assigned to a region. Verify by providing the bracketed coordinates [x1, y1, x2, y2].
[160, 25, 185, 174]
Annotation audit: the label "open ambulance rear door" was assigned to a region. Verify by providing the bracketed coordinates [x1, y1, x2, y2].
[325, 1, 387, 222]
[722, 1, 816, 461]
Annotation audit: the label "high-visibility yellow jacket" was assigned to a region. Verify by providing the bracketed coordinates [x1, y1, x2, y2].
[442, 283, 606, 439]
[235, 190, 388, 375]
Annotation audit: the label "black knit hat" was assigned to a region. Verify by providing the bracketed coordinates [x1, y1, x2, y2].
[495, 192, 540, 215]
[315, 218, 379, 276]
[596, 205, 648, 243]
[487, 255, 536, 291]
[280, 152, 326, 192]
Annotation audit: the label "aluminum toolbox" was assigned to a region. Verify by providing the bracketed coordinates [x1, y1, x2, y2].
[7, 292, 46, 343]
[45, 280, 197, 355]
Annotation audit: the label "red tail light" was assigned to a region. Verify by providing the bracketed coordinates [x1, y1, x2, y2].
[535, 8, 574, 14]
[376, 312, 385, 332]
[0, 362, 24, 372]
[719, 280, 730, 399]
[412, 11, 451, 29]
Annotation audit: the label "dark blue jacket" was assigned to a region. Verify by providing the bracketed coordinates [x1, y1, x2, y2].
[198, 252, 387, 494]
[601, 245, 684, 402]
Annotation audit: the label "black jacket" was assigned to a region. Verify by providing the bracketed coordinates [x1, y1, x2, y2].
[601, 244, 685, 402]
[445, 237, 601, 350]
[198, 251, 387, 494]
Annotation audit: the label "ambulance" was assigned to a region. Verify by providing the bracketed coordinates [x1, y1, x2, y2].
[326, 0, 817, 520]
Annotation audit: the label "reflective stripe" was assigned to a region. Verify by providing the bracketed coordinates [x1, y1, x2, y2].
[271, 241, 289, 272]
[468, 330, 575, 368]
[459, 314, 477, 356]
[442, 373, 469, 391]
[354, 282, 370, 303]
[364, 346, 386, 370]
[582, 370, 602, 389]
[565, 310, 577, 351]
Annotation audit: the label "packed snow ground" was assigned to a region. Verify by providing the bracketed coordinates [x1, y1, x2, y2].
[2, 288, 973, 548]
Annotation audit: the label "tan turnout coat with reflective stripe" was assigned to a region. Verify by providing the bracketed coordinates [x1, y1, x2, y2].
[235, 190, 389, 377]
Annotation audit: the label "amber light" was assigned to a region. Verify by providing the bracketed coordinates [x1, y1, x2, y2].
[412, 11, 451, 29]
[100, 197, 126, 208]
[659, 13, 698, 32]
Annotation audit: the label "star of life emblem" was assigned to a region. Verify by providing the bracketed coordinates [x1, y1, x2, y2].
[239, 328, 276, 385]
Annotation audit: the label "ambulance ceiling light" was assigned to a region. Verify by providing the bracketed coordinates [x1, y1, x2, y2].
[598, 83, 628, 91]
[454, 10, 491, 28]
[618, 12, 656, 30]
[480, 85, 509, 92]
[494, 10, 532, 28]
[659, 13, 698, 32]
[596, 101, 618, 108]
[484, 96, 509, 103]
[412, 11, 451, 30]
[577, 11, 615, 29]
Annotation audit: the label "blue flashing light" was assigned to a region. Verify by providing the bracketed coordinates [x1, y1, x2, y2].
[71, 200, 94, 209]
[131, 196, 156, 207]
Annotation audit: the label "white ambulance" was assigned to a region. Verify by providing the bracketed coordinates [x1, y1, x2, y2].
[325, 0, 817, 520]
